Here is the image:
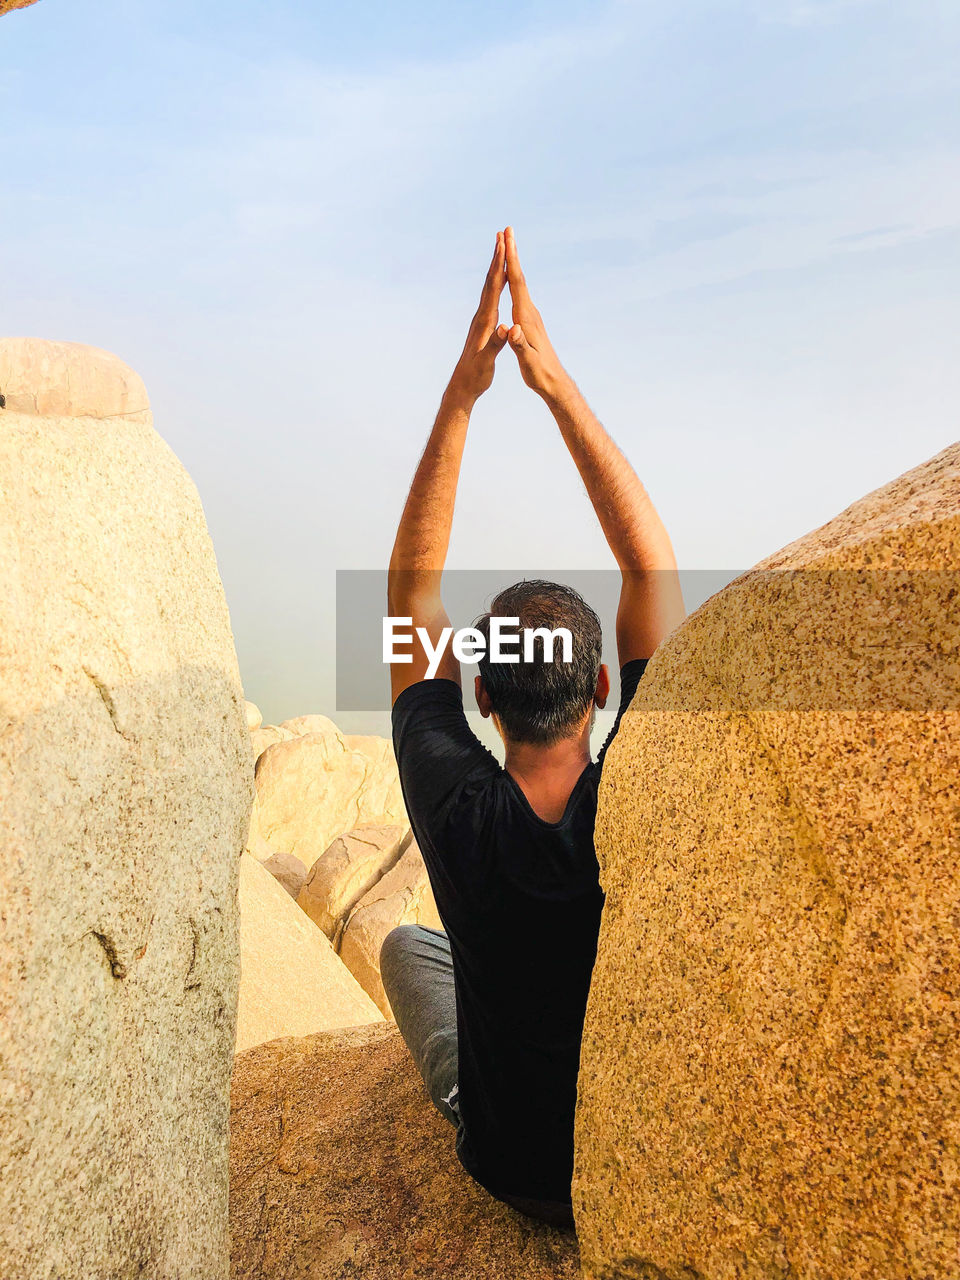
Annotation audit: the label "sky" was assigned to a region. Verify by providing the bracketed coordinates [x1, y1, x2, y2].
[2, 0, 959, 737]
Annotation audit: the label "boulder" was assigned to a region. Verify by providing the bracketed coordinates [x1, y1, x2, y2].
[340, 842, 443, 1017]
[245, 700, 263, 731]
[0, 0, 40, 13]
[0, 337, 149, 416]
[261, 850, 308, 899]
[280, 713, 345, 741]
[575, 444, 960, 1280]
[297, 823, 411, 941]
[237, 854, 381, 1053]
[230, 1022, 581, 1280]
[244, 824, 276, 864]
[0, 338, 253, 1279]
[253, 731, 406, 872]
[249, 723, 296, 761]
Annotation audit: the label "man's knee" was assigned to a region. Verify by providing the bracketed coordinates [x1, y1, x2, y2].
[379, 924, 420, 977]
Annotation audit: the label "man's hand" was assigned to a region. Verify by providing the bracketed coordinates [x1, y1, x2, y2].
[446, 231, 509, 404]
[502, 225, 686, 662]
[503, 225, 572, 402]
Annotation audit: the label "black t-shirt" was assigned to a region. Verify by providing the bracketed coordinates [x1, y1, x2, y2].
[391, 659, 647, 1205]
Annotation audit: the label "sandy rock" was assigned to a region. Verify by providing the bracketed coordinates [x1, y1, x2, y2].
[237, 854, 381, 1053]
[0, 336, 149, 417]
[244, 700, 263, 731]
[297, 824, 411, 940]
[280, 713, 345, 742]
[575, 443, 960, 1280]
[261, 850, 308, 899]
[244, 827, 276, 864]
[230, 1022, 581, 1280]
[0, 339, 253, 1279]
[339, 842, 443, 1017]
[253, 732, 406, 872]
[249, 723, 295, 761]
[0, 0, 40, 13]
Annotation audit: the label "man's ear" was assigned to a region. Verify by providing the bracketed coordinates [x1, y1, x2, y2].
[475, 675, 493, 718]
[594, 663, 610, 710]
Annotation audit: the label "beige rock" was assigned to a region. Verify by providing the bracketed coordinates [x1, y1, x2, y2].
[237, 854, 381, 1053]
[261, 850, 308, 899]
[340, 842, 443, 1017]
[0, 339, 253, 1279]
[244, 700, 262, 731]
[280, 713, 345, 742]
[244, 826, 276, 863]
[253, 732, 406, 872]
[575, 443, 960, 1280]
[297, 823, 411, 940]
[230, 1022, 581, 1280]
[344, 732, 394, 760]
[0, 336, 149, 417]
[249, 723, 295, 761]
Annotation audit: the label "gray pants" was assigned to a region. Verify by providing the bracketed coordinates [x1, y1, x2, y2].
[380, 924, 461, 1127]
[379, 924, 576, 1230]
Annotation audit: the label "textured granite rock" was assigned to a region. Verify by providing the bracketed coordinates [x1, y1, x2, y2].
[575, 443, 960, 1280]
[340, 841, 443, 1017]
[230, 1022, 582, 1280]
[237, 854, 381, 1052]
[0, 2, 41, 18]
[253, 731, 406, 871]
[0, 338, 253, 1279]
[297, 823, 411, 941]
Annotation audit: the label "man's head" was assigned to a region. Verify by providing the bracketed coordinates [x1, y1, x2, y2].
[473, 579, 607, 746]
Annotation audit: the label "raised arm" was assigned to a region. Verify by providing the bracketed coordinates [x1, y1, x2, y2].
[387, 232, 508, 702]
[503, 226, 685, 663]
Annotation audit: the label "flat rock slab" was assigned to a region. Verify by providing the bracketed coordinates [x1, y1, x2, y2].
[236, 854, 381, 1052]
[230, 1023, 582, 1280]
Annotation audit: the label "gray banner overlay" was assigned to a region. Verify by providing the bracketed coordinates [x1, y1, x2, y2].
[336, 569, 958, 714]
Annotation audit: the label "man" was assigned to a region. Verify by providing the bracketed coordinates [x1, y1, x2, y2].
[381, 227, 684, 1226]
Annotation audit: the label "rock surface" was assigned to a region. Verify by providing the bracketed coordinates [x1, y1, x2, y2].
[237, 854, 381, 1052]
[245, 700, 263, 731]
[230, 1022, 581, 1280]
[297, 823, 411, 941]
[340, 842, 444, 1017]
[261, 850, 308, 899]
[280, 712, 345, 741]
[249, 723, 296, 760]
[0, 1, 41, 17]
[0, 336, 149, 416]
[0, 339, 253, 1279]
[575, 444, 960, 1280]
[253, 731, 406, 872]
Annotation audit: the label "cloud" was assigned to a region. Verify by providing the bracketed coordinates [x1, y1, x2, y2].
[749, 0, 880, 25]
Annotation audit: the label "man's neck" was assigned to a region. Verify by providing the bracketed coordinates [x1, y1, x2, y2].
[503, 724, 593, 823]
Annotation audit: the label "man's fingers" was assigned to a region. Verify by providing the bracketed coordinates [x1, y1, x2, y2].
[479, 231, 507, 313]
[507, 323, 531, 354]
[504, 225, 533, 319]
[486, 325, 508, 356]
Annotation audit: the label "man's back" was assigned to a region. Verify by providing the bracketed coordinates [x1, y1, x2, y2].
[391, 660, 646, 1204]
